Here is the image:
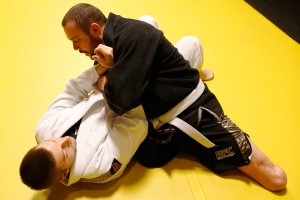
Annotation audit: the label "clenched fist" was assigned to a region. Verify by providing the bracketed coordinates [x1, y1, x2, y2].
[92, 44, 114, 68]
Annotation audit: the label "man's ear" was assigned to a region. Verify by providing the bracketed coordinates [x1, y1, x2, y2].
[90, 23, 102, 37]
[59, 169, 70, 182]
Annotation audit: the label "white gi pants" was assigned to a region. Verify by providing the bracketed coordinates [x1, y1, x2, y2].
[139, 15, 204, 69]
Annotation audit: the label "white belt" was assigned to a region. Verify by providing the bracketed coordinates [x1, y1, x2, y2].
[151, 80, 215, 148]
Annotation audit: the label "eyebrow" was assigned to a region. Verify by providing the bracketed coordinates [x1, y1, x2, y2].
[70, 37, 79, 41]
[46, 140, 56, 143]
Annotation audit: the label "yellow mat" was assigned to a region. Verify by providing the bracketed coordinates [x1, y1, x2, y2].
[0, 0, 299, 199]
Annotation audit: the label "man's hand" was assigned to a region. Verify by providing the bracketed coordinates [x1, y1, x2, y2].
[92, 44, 114, 68]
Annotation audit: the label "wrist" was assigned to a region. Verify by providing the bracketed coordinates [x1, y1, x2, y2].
[95, 63, 109, 76]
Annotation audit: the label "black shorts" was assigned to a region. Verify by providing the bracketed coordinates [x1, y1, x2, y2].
[135, 84, 252, 173]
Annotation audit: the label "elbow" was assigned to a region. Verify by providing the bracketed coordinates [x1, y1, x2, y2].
[105, 84, 141, 115]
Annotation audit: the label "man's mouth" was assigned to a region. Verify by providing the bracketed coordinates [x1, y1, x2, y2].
[79, 51, 94, 59]
[79, 50, 90, 55]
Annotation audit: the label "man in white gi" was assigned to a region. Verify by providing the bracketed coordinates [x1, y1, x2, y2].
[19, 60, 148, 189]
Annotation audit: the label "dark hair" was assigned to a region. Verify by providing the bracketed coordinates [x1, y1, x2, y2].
[19, 147, 60, 190]
[62, 3, 107, 35]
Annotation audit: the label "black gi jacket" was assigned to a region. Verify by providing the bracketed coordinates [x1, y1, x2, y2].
[103, 13, 200, 119]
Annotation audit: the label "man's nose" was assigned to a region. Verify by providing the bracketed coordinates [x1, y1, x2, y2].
[59, 136, 70, 145]
[73, 43, 79, 50]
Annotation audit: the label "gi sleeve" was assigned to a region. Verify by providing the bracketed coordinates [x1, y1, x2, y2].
[104, 20, 163, 115]
[35, 66, 100, 142]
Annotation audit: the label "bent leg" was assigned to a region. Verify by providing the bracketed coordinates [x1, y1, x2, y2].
[175, 36, 204, 69]
[139, 16, 213, 80]
[174, 36, 214, 81]
[238, 139, 287, 191]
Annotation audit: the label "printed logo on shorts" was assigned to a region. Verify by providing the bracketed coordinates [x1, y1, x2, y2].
[215, 147, 235, 160]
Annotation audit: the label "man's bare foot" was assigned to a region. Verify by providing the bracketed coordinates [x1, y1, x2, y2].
[200, 68, 214, 81]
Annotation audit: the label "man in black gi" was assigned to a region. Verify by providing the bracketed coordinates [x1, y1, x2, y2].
[61, 3, 287, 191]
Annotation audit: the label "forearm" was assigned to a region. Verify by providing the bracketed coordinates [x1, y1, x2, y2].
[95, 63, 110, 77]
[35, 66, 101, 142]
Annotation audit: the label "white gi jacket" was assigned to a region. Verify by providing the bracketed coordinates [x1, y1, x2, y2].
[35, 66, 148, 185]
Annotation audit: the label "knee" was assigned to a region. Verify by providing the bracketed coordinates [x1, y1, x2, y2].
[188, 36, 204, 68]
[138, 15, 159, 29]
[268, 166, 287, 191]
[175, 36, 204, 68]
[243, 139, 287, 191]
[180, 36, 203, 54]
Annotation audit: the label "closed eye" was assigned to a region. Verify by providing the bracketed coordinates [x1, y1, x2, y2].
[73, 39, 80, 43]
